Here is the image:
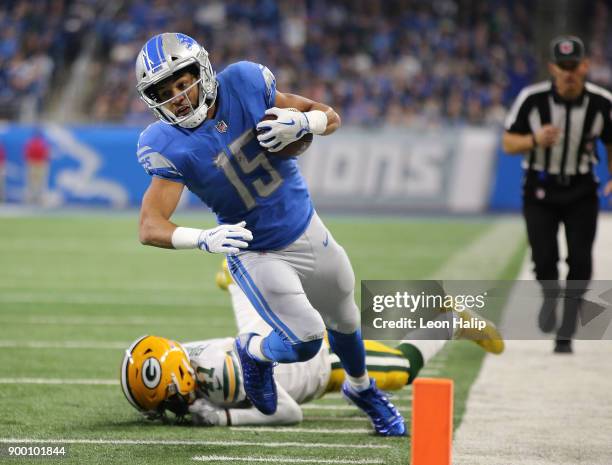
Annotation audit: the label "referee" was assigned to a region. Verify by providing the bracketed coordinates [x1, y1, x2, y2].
[502, 35, 612, 353]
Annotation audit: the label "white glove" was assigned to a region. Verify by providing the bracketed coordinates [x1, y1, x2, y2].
[256, 107, 310, 152]
[189, 399, 228, 426]
[198, 221, 253, 254]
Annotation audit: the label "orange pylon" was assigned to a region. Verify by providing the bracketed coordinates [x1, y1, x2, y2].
[411, 378, 453, 465]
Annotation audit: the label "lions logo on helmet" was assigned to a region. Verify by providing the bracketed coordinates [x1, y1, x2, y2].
[120, 335, 196, 418]
[135, 32, 218, 129]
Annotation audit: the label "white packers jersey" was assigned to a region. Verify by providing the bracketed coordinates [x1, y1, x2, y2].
[182, 338, 331, 407]
[183, 338, 245, 407]
[274, 344, 331, 404]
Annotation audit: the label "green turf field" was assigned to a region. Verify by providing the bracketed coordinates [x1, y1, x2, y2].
[0, 213, 525, 465]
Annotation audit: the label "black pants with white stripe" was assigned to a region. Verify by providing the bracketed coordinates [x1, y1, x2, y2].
[522, 172, 599, 339]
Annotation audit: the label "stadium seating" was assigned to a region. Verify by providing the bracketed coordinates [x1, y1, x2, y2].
[2, 0, 612, 126]
[91, 0, 539, 127]
[0, 0, 100, 121]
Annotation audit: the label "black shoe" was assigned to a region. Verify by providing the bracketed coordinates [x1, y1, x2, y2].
[538, 301, 557, 333]
[553, 339, 572, 354]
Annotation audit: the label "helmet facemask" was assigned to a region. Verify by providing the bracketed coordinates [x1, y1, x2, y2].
[160, 373, 197, 418]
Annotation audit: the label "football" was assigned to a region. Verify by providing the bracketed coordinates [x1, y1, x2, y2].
[258, 109, 314, 159]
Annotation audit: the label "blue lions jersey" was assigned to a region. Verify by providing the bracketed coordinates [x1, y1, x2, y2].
[136, 61, 314, 250]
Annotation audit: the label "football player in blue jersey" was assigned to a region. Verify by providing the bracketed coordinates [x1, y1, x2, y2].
[134, 32, 405, 436]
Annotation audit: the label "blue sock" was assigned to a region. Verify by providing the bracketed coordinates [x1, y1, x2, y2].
[327, 329, 366, 377]
[261, 330, 322, 363]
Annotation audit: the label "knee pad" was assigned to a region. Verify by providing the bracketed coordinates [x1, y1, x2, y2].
[262, 331, 323, 363]
[291, 338, 323, 362]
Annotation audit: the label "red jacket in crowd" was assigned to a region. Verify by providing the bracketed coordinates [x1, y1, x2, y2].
[24, 136, 50, 164]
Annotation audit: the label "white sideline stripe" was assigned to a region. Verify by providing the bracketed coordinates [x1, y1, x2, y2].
[413, 219, 524, 370]
[0, 438, 391, 450]
[192, 455, 383, 464]
[453, 215, 612, 465]
[0, 341, 127, 349]
[429, 219, 524, 280]
[230, 427, 370, 435]
[0, 378, 118, 385]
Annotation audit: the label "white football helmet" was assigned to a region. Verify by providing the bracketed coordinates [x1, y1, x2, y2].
[135, 32, 217, 129]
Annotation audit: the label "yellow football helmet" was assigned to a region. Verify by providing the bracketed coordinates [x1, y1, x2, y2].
[120, 335, 196, 418]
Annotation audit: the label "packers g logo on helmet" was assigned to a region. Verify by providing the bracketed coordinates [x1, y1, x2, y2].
[120, 335, 196, 418]
[141, 358, 161, 389]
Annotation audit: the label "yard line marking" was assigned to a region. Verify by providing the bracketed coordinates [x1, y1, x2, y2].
[0, 378, 411, 408]
[192, 455, 383, 464]
[303, 416, 370, 423]
[0, 316, 227, 327]
[323, 392, 411, 401]
[0, 281, 217, 292]
[0, 378, 118, 385]
[0, 438, 391, 449]
[301, 405, 365, 411]
[0, 341, 127, 349]
[229, 427, 371, 435]
[0, 293, 228, 307]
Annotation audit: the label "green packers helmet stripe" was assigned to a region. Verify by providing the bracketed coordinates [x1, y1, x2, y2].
[231, 352, 241, 403]
[222, 356, 229, 401]
[332, 361, 410, 373]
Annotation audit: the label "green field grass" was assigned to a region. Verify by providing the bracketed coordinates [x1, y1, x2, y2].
[0, 213, 525, 465]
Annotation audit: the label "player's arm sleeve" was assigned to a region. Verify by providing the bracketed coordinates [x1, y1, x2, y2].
[234, 61, 277, 108]
[136, 131, 185, 183]
[226, 383, 302, 426]
[504, 90, 533, 134]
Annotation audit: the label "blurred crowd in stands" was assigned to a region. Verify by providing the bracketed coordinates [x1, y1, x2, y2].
[0, 0, 98, 121]
[2, 0, 612, 127]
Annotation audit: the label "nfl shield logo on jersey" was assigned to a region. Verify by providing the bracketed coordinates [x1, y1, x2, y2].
[216, 120, 228, 133]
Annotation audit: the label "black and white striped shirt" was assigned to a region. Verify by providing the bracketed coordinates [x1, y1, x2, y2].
[505, 81, 612, 175]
